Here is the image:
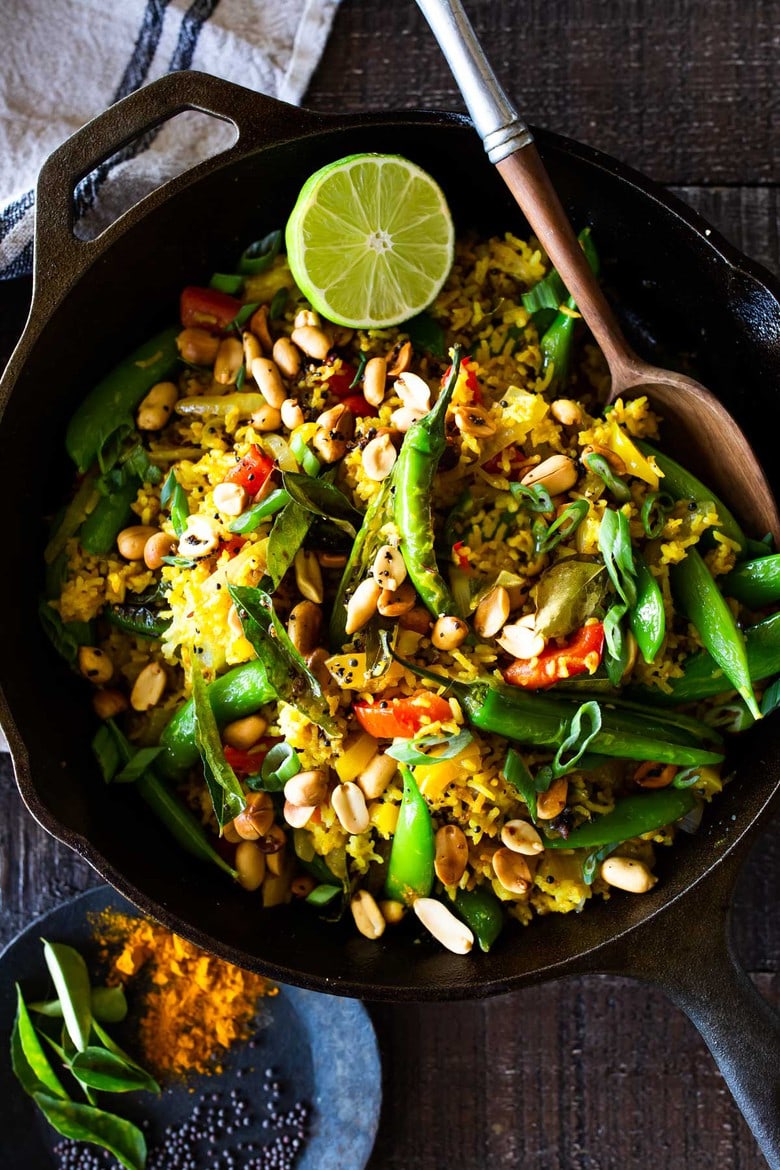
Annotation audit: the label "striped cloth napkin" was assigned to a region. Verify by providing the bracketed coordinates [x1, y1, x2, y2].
[0, 0, 341, 280]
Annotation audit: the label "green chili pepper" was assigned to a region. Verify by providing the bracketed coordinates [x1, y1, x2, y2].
[454, 887, 504, 952]
[157, 659, 275, 779]
[629, 554, 665, 663]
[719, 553, 780, 607]
[640, 491, 675, 539]
[670, 547, 760, 719]
[290, 431, 321, 477]
[544, 788, 696, 849]
[635, 442, 747, 554]
[393, 348, 462, 619]
[65, 328, 179, 474]
[533, 499, 589, 555]
[392, 645, 723, 766]
[540, 312, 575, 389]
[631, 610, 780, 703]
[385, 765, 435, 905]
[106, 602, 168, 640]
[228, 488, 290, 534]
[583, 451, 631, 502]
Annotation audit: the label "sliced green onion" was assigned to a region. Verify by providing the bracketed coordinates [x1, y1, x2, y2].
[238, 230, 282, 275]
[209, 273, 244, 295]
[583, 451, 631, 503]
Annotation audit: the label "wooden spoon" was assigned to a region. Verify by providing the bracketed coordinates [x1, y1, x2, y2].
[416, 0, 780, 545]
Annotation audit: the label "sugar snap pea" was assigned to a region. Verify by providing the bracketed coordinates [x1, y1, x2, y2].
[629, 554, 665, 663]
[670, 547, 760, 719]
[384, 766, 435, 905]
[543, 788, 696, 849]
[66, 328, 179, 474]
[632, 610, 780, 704]
[636, 441, 747, 553]
[720, 552, 780, 607]
[157, 659, 275, 779]
[78, 478, 138, 556]
[393, 348, 462, 618]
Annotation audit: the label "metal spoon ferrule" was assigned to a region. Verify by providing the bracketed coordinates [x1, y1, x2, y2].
[415, 0, 534, 163]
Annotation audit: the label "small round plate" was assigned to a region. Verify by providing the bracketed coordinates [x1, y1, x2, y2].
[0, 886, 381, 1168]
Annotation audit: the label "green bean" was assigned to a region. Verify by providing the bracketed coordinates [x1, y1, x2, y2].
[393, 348, 462, 618]
[156, 659, 275, 779]
[66, 328, 179, 474]
[543, 788, 696, 849]
[629, 554, 665, 663]
[631, 611, 780, 703]
[720, 553, 780, 607]
[384, 766, 435, 905]
[540, 311, 575, 390]
[454, 887, 504, 952]
[670, 547, 760, 719]
[636, 441, 747, 553]
[228, 488, 290, 534]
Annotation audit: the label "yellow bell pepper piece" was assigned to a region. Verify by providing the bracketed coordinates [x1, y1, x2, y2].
[334, 731, 380, 783]
[606, 420, 661, 489]
[416, 740, 482, 800]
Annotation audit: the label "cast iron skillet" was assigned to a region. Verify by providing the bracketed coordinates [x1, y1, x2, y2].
[0, 72, 778, 1164]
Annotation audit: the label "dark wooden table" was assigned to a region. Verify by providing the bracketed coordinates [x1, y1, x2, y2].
[1, 1, 778, 1166]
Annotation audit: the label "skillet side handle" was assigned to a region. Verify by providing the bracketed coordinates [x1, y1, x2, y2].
[33, 70, 323, 290]
[609, 884, 780, 1168]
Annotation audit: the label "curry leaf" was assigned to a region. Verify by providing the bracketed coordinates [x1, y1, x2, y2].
[42, 941, 92, 1053]
[266, 500, 314, 591]
[31, 1093, 147, 1170]
[191, 658, 246, 828]
[114, 747, 163, 784]
[502, 748, 538, 821]
[551, 701, 603, 778]
[281, 471, 362, 537]
[14, 987, 68, 1099]
[70, 1048, 160, 1095]
[598, 508, 637, 607]
[30, 985, 127, 1025]
[405, 311, 446, 359]
[533, 560, 607, 639]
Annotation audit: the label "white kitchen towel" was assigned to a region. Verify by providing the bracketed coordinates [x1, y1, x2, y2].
[0, 0, 342, 279]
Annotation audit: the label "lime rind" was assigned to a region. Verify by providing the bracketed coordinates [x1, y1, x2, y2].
[285, 154, 455, 329]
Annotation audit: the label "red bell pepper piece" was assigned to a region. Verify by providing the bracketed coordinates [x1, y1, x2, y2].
[353, 692, 454, 739]
[224, 444, 274, 496]
[452, 540, 470, 571]
[341, 393, 378, 418]
[441, 355, 483, 404]
[218, 535, 247, 560]
[481, 444, 526, 479]
[180, 286, 242, 333]
[223, 738, 279, 778]
[502, 622, 605, 690]
[322, 363, 358, 398]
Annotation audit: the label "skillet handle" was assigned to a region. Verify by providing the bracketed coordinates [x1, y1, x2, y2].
[32, 70, 323, 291]
[603, 860, 780, 1168]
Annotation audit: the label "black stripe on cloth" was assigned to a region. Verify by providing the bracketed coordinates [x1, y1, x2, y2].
[0, 188, 34, 245]
[0, 237, 34, 279]
[74, 0, 221, 220]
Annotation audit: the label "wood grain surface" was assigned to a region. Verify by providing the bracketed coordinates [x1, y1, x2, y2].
[1, 1, 778, 1167]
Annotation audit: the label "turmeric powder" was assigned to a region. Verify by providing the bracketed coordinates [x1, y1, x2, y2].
[90, 909, 276, 1078]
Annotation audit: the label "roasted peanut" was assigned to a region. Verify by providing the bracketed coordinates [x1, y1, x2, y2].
[136, 381, 178, 430]
[273, 336, 302, 379]
[213, 481, 249, 517]
[251, 356, 286, 408]
[500, 819, 544, 855]
[356, 752, 398, 800]
[413, 898, 473, 954]
[550, 398, 582, 427]
[601, 856, 658, 893]
[143, 531, 176, 570]
[363, 356, 387, 406]
[474, 585, 510, 639]
[249, 304, 273, 353]
[536, 776, 569, 820]
[371, 544, 407, 592]
[520, 454, 578, 496]
[431, 615, 469, 651]
[434, 824, 469, 885]
[79, 645, 113, 684]
[117, 525, 160, 561]
[223, 713, 268, 751]
[454, 405, 497, 437]
[294, 549, 324, 604]
[377, 580, 416, 617]
[291, 325, 331, 361]
[214, 336, 244, 384]
[345, 578, 381, 634]
[350, 890, 386, 940]
[386, 340, 413, 377]
[281, 398, 305, 429]
[493, 847, 534, 895]
[250, 403, 282, 432]
[362, 432, 397, 481]
[287, 599, 322, 655]
[176, 327, 219, 366]
[92, 688, 127, 719]
[130, 662, 166, 711]
[284, 768, 329, 807]
[235, 841, 266, 891]
[331, 782, 370, 834]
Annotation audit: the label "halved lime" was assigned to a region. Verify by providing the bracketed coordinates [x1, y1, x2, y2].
[285, 154, 455, 329]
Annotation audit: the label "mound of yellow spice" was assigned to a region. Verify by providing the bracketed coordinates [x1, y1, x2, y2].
[90, 909, 276, 1079]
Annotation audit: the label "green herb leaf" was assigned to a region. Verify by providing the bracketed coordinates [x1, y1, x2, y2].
[252, 742, 301, 792]
[160, 555, 197, 568]
[191, 659, 246, 828]
[39, 601, 93, 667]
[386, 728, 473, 766]
[14, 986, 68, 1099]
[502, 748, 537, 821]
[265, 500, 314, 591]
[107, 601, 168, 640]
[42, 941, 92, 1053]
[532, 560, 606, 639]
[238, 230, 282, 275]
[509, 482, 554, 513]
[235, 362, 247, 391]
[228, 301, 261, 332]
[598, 508, 637, 607]
[305, 884, 342, 907]
[161, 468, 189, 536]
[281, 471, 362, 537]
[209, 272, 244, 295]
[349, 351, 369, 388]
[114, 746, 163, 784]
[521, 267, 567, 315]
[91, 723, 126, 783]
[30, 985, 128, 1024]
[551, 701, 603, 778]
[31, 1092, 147, 1170]
[761, 677, 780, 717]
[70, 1047, 160, 1095]
[582, 840, 620, 885]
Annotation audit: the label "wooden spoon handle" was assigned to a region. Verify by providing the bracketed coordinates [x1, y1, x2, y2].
[415, 0, 638, 384]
